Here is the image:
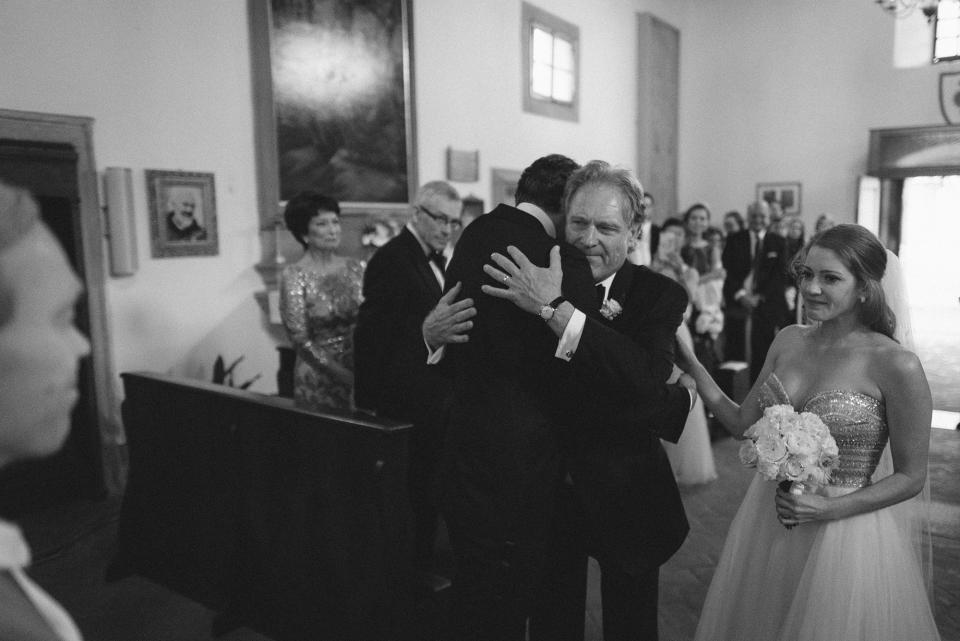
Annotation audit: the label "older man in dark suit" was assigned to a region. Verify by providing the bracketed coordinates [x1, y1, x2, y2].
[353, 180, 462, 576]
[481, 160, 694, 641]
[721, 200, 791, 381]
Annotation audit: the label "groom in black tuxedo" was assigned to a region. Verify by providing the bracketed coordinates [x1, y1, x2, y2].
[435, 155, 599, 640]
[480, 161, 694, 641]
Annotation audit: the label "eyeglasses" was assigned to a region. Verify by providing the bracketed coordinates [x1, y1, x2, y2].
[418, 205, 457, 228]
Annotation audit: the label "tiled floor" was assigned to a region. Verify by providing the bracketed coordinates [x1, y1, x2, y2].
[20, 428, 960, 641]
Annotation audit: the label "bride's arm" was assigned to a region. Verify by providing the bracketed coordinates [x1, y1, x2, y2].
[777, 348, 932, 524]
[677, 325, 798, 437]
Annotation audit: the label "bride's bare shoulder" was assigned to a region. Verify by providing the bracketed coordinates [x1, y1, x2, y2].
[868, 335, 925, 386]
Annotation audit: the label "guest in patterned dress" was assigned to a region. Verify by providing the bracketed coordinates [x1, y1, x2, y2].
[279, 191, 363, 412]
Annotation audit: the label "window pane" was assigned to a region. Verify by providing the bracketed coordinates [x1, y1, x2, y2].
[939, 0, 960, 20]
[532, 27, 553, 64]
[553, 36, 574, 72]
[552, 69, 575, 103]
[531, 61, 553, 97]
[936, 37, 960, 59]
[938, 19, 960, 38]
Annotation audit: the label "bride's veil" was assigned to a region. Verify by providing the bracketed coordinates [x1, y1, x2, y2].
[871, 247, 934, 600]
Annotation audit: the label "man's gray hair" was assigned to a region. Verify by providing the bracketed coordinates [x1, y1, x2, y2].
[415, 180, 461, 209]
[562, 160, 646, 231]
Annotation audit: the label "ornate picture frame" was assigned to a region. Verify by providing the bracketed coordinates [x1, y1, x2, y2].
[146, 170, 218, 258]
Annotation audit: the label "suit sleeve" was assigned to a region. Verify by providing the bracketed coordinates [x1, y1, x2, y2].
[572, 279, 691, 442]
[353, 249, 401, 411]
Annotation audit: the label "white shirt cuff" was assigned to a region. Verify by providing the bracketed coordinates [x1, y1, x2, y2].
[426, 341, 445, 365]
[554, 309, 586, 361]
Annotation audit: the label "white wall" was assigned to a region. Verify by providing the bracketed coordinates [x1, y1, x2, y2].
[414, 0, 686, 203]
[0, 1, 274, 428]
[677, 0, 960, 228]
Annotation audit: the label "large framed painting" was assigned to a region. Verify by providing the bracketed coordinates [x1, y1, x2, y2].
[249, 0, 417, 230]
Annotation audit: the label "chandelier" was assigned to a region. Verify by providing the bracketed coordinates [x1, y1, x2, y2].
[875, 0, 941, 21]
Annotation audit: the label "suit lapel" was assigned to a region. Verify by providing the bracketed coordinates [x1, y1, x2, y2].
[398, 228, 442, 298]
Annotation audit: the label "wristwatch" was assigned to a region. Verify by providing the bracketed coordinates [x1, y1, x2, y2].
[538, 296, 567, 321]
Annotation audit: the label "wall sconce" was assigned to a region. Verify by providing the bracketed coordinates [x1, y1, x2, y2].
[103, 166, 138, 276]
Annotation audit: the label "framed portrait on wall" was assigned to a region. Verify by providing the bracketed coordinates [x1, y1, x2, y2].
[248, 0, 417, 227]
[146, 170, 218, 258]
[756, 181, 801, 216]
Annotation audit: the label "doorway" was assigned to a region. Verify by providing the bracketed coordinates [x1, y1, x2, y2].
[900, 176, 960, 415]
[0, 109, 118, 512]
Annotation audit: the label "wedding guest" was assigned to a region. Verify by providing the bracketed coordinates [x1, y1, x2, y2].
[721, 200, 791, 380]
[723, 210, 745, 236]
[279, 191, 363, 412]
[0, 181, 86, 641]
[680, 205, 726, 375]
[354, 180, 463, 577]
[815, 213, 836, 233]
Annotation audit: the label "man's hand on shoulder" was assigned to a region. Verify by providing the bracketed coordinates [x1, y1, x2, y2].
[423, 282, 477, 349]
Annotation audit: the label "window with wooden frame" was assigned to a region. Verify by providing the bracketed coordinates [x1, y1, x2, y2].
[934, 0, 960, 63]
[522, 2, 579, 121]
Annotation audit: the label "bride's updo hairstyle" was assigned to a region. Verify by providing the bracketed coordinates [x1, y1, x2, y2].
[795, 223, 897, 340]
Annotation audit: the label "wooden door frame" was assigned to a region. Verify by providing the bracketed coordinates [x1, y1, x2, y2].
[0, 108, 120, 493]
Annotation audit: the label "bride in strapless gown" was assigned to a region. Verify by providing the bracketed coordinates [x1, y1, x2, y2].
[678, 225, 941, 641]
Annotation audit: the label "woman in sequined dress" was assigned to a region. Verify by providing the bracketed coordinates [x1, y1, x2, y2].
[678, 224, 940, 640]
[279, 192, 363, 412]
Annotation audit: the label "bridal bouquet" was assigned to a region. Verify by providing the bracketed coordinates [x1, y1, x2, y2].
[738, 404, 839, 487]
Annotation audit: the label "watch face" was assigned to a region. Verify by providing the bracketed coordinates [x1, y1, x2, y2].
[539, 305, 554, 320]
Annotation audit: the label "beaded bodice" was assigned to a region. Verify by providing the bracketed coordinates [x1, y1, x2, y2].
[279, 260, 364, 346]
[759, 373, 888, 488]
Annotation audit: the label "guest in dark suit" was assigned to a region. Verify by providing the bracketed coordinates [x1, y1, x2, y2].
[436, 155, 599, 641]
[480, 161, 695, 641]
[721, 200, 791, 381]
[353, 180, 462, 575]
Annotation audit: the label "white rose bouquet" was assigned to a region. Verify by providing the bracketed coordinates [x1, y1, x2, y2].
[739, 404, 839, 491]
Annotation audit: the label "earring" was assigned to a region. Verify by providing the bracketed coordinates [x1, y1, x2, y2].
[859, 295, 866, 303]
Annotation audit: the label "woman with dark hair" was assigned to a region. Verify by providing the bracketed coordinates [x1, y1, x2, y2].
[722, 210, 745, 235]
[680, 224, 939, 640]
[650, 218, 718, 486]
[0, 182, 86, 640]
[279, 191, 364, 411]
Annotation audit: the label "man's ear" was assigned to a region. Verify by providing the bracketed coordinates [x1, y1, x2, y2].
[627, 226, 642, 252]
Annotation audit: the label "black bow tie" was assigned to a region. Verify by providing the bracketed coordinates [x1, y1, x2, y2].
[429, 251, 447, 273]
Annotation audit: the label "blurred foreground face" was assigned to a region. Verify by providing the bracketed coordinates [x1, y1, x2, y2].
[0, 225, 89, 466]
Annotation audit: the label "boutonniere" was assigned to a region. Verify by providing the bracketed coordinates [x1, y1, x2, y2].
[600, 298, 623, 320]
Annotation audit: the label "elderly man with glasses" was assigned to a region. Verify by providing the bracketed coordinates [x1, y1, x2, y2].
[354, 180, 463, 585]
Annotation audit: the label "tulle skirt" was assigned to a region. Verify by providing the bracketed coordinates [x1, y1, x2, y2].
[693, 474, 941, 641]
[663, 324, 718, 486]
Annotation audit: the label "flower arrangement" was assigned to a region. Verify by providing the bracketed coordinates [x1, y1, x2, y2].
[694, 305, 724, 338]
[739, 404, 839, 487]
[600, 298, 623, 320]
